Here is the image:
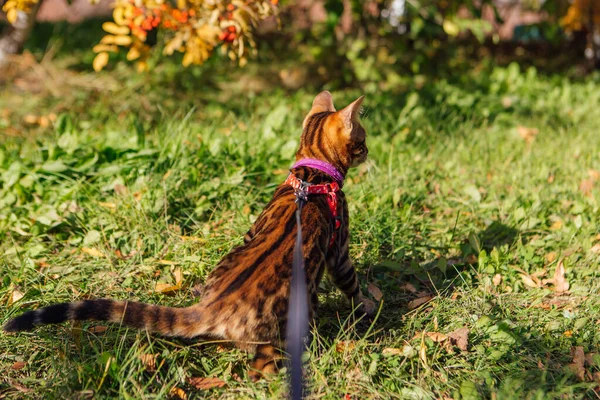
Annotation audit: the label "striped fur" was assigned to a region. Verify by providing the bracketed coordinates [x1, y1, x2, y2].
[3, 91, 372, 380]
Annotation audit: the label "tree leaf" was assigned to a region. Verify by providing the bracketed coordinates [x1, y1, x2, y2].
[448, 327, 469, 351]
[407, 295, 433, 310]
[553, 260, 570, 293]
[187, 377, 226, 390]
[81, 247, 105, 258]
[367, 283, 383, 301]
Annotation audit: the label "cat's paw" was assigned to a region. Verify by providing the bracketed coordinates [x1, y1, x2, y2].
[360, 297, 377, 317]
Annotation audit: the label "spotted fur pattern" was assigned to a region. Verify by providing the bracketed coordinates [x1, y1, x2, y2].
[3, 91, 371, 380]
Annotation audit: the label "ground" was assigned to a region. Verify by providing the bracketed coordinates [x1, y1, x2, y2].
[1, 32, 600, 399]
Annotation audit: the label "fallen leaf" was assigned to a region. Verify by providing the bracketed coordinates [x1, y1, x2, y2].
[114, 183, 128, 195]
[568, 346, 585, 381]
[139, 354, 157, 371]
[153, 283, 181, 294]
[549, 220, 562, 230]
[407, 295, 433, 310]
[492, 274, 502, 286]
[98, 201, 116, 209]
[579, 179, 594, 196]
[448, 327, 469, 351]
[11, 361, 26, 370]
[170, 387, 187, 400]
[585, 352, 596, 366]
[336, 340, 356, 353]
[419, 337, 428, 368]
[187, 377, 226, 390]
[157, 260, 179, 265]
[367, 283, 383, 301]
[425, 332, 448, 342]
[398, 282, 418, 293]
[590, 244, 600, 254]
[517, 126, 539, 144]
[545, 252, 558, 263]
[174, 267, 183, 286]
[552, 260, 570, 293]
[593, 371, 600, 383]
[520, 274, 539, 288]
[382, 347, 402, 356]
[8, 287, 24, 305]
[81, 247, 104, 258]
[564, 330, 573, 337]
[588, 169, 600, 181]
[88, 326, 108, 334]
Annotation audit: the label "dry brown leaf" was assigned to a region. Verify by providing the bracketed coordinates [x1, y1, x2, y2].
[517, 126, 539, 144]
[336, 340, 356, 353]
[11, 361, 26, 370]
[425, 332, 448, 342]
[590, 244, 600, 254]
[545, 252, 558, 263]
[174, 268, 183, 286]
[419, 338, 428, 368]
[153, 283, 181, 294]
[549, 220, 562, 230]
[520, 274, 539, 288]
[187, 376, 226, 390]
[139, 354, 157, 371]
[157, 260, 179, 266]
[593, 371, 600, 383]
[170, 387, 187, 400]
[382, 347, 402, 356]
[568, 346, 585, 381]
[553, 260, 570, 293]
[579, 179, 594, 196]
[398, 282, 418, 293]
[448, 327, 469, 351]
[88, 326, 108, 334]
[8, 287, 24, 305]
[407, 295, 433, 310]
[81, 247, 104, 258]
[367, 283, 383, 301]
[98, 201, 117, 209]
[584, 352, 596, 367]
[492, 274, 502, 286]
[588, 169, 600, 181]
[114, 183, 128, 195]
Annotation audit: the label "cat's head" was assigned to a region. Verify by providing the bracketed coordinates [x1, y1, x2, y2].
[296, 91, 368, 174]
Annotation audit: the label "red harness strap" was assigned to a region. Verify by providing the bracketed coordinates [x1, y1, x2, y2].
[285, 174, 341, 247]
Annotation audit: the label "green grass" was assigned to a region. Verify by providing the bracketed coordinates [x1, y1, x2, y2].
[1, 52, 600, 399]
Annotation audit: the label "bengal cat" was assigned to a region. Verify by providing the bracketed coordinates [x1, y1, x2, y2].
[3, 91, 374, 380]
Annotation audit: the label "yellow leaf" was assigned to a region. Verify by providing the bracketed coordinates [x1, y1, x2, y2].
[98, 201, 117, 209]
[102, 22, 130, 35]
[174, 267, 183, 286]
[335, 340, 356, 353]
[424, 332, 447, 342]
[139, 353, 157, 371]
[158, 260, 178, 266]
[93, 44, 118, 53]
[153, 283, 180, 294]
[545, 251, 558, 263]
[520, 274, 538, 288]
[517, 126, 539, 144]
[93, 52, 109, 72]
[550, 220, 563, 230]
[9, 287, 24, 305]
[6, 8, 18, 25]
[136, 61, 148, 73]
[127, 46, 141, 61]
[82, 247, 104, 257]
[100, 35, 116, 44]
[182, 52, 195, 67]
[113, 6, 126, 25]
[170, 387, 188, 400]
[113, 35, 132, 46]
[442, 19, 459, 36]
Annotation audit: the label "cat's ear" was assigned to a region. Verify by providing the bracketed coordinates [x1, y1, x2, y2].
[303, 91, 336, 127]
[338, 95, 364, 131]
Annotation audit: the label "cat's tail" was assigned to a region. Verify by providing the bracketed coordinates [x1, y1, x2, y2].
[3, 299, 203, 338]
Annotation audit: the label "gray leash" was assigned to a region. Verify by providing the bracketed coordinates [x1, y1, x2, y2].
[286, 189, 309, 400]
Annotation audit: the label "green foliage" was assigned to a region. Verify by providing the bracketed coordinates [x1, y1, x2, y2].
[1, 58, 600, 398]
